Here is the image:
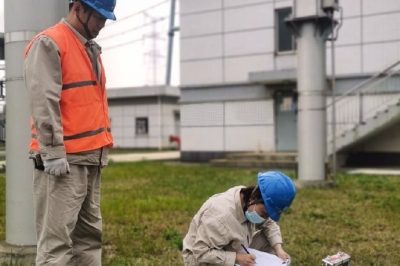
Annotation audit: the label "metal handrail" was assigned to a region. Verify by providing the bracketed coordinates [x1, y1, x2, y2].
[327, 60, 400, 108]
[327, 60, 400, 143]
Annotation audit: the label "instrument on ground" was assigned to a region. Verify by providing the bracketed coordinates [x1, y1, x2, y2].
[322, 251, 351, 266]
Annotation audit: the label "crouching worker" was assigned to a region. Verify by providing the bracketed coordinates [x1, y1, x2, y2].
[182, 171, 296, 266]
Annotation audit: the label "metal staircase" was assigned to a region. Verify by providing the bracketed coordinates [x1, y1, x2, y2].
[327, 60, 400, 154]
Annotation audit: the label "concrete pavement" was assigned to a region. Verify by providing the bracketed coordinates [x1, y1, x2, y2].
[2, 152, 400, 175]
[346, 168, 400, 176]
[108, 151, 180, 162]
[0, 151, 180, 169]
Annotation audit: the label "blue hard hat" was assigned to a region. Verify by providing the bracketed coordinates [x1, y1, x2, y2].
[257, 171, 296, 222]
[80, 0, 117, 20]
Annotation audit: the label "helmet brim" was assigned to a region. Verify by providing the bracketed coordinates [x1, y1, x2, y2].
[98, 9, 116, 20]
[81, 1, 116, 20]
[264, 198, 281, 222]
[258, 176, 281, 222]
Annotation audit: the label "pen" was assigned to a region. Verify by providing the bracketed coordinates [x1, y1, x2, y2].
[241, 244, 250, 254]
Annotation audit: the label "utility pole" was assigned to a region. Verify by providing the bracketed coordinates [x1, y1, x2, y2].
[1, 1, 67, 263]
[142, 11, 167, 150]
[287, 0, 339, 187]
[165, 0, 179, 86]
[143, 11, 165, 85]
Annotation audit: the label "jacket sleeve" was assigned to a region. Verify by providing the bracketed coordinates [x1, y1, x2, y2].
[192, 213, 237, 266]
[259, 218, 283, 247]
[24, 36, 66, 160]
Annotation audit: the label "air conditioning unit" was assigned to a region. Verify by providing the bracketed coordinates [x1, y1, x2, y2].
[322, 0, 339, 11]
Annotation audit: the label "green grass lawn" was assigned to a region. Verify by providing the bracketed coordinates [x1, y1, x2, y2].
[1, 161, 400, 265]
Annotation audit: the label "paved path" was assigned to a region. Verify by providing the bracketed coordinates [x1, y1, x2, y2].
[346, 168, 400, 176]
[0, 151, 180, 168]
[2, 153, 400, 175]
[108, 151, 180, 162]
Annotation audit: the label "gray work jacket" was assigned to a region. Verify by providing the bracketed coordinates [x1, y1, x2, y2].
[24, 19, 108, 166]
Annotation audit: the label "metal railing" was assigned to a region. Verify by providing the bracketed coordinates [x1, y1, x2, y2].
[327, 60, 400, 142]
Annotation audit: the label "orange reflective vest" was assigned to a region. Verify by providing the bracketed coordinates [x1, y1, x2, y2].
[26, 23, 113, 153]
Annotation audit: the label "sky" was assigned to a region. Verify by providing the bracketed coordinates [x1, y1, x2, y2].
[97, 0, 180, 88]
[0, 0, 180, 88]
[0, 0, 3, 32]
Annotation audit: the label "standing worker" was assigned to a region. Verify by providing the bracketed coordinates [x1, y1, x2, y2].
[182, 171, 296, 266]
[24, 0, 116, 265]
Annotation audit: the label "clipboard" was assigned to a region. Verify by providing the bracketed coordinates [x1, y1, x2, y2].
[247, 248, 290, 266]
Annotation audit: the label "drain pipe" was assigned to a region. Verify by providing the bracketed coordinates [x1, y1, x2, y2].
[328, 6, 343, 182]
[1, 0, 67, 262]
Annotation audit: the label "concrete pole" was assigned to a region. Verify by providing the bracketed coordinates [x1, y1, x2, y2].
[287, 0, 336, 187]
[3, 0, 66, 253]
[158, 94, 163, 150]
[297, 22, 327, 185]
[165, 0, 177, 86]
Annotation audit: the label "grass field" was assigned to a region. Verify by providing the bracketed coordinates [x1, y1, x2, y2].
[1, 161, 400, 265]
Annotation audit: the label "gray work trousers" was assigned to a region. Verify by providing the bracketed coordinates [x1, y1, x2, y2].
[33, 164, 102, 266]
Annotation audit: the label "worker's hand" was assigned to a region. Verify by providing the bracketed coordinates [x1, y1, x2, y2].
[43, 158, 70, 176]
[274, 244, 290, 262]
[235, 252, 256, 266]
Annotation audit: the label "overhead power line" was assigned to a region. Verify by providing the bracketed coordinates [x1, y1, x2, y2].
[102, 34, 168, 51]
[102, 37, 144, 50]
[97, 16, 168, 42]
[106, 0, 169, 26]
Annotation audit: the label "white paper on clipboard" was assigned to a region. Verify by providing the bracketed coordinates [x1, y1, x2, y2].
[247, 248, 290, 266]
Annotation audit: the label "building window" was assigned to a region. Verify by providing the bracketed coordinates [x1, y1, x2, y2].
[135, 117, 148, 135]
[276, 7, 295, 53]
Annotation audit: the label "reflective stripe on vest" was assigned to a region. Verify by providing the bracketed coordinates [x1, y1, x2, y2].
[63, 80, 97, 90]
[64, 127, 111, 141]
[26, 23, 113, 153]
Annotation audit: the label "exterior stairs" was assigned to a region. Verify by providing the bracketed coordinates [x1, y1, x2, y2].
[210, 152, 297, 170]
[328, 100, 400, 153]
[328, 60, 400, 155]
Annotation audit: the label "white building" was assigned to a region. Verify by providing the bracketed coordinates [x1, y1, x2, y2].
[108, 86, 180, 149]
[179, 0, 400, 166]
